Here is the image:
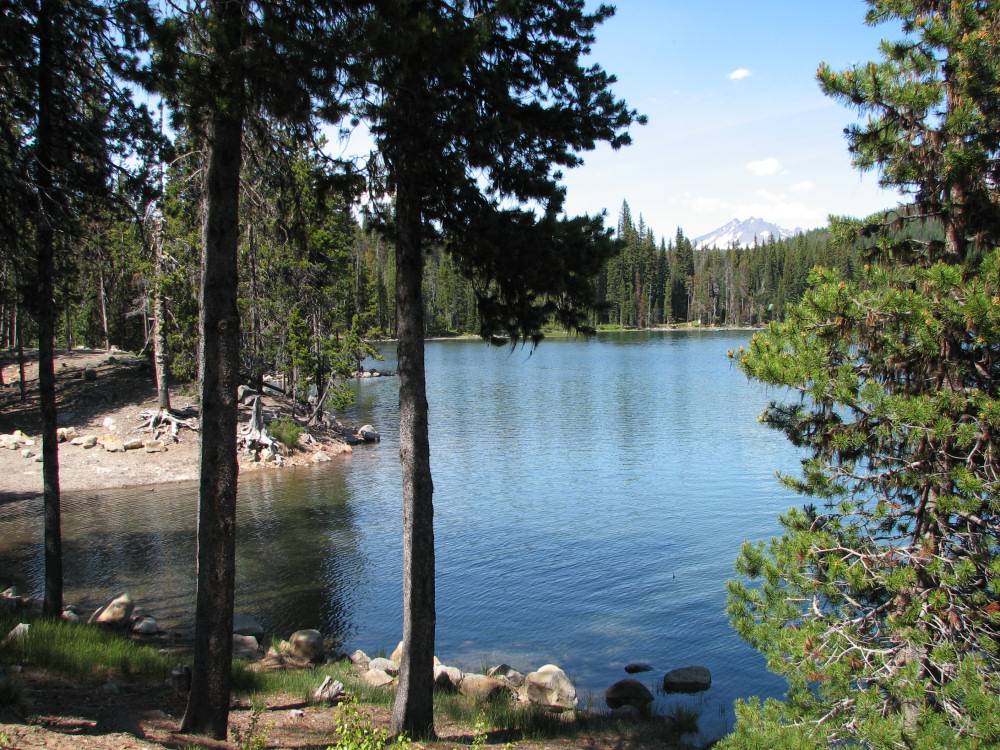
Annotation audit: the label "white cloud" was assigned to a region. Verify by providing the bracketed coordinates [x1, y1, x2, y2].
[728, 68, 752, 81]
[746, 158, 782, 176]
[755, 189, 785, 202]
[685, 194, 730, 214]
[790, 180, 815, 194]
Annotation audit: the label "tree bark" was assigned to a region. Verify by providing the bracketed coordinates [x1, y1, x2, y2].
[389, 172, 436, 740]
[181, 1, 245, 736]
[36, 0, 62, 618]
[153, 203, 171, 411]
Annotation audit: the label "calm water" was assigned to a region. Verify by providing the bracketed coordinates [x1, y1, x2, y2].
[0, 330, 801, 740]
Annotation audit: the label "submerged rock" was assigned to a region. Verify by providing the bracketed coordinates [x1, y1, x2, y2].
[662, 665, 711, 693]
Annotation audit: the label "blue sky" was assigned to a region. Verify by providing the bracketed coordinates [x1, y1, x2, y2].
[557, 0, 906, 241]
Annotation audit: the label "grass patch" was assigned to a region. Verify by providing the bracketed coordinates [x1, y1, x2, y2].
[0, 611, 178, 681]
[268, 418, 304, 450]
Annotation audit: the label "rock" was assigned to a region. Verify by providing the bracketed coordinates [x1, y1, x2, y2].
[313, 676, 344, 703]
[460, 673, 508, 701]
[390, 640, 404, 664]
[611, 704, 641, 719]
[90, 592, 134, 626]
[102, 440, 124, 453]
[33, 454, 42, 462]
[362, 668, 395, 688]
[132, 616, 158, 634]
[233, 634, 261, 659]
[171, 664, 192, 692]
[80, 435, 98, 448]
[358, 425, 380, 442]
[233, 613, 265, 637]
[524, 664, 578, 712]
[488, 663, 526, 688]
[624, 663, 653, 674]
[368, 657, 399, 676]
[62, 608, 81, 623]
[434, 664, 464, 691]
[84, 367, 97, 381]
[144, 439, 165, 453]
[605, 679, 654, 709]
[237, 385, 258, 403]
[662, 666, 712, 693]
[311, 451, 332, 463]
[123, 438, 144, 451]
[289, 629, 325, 663]
[5, 623, 29, 642]
[70, 437, 84, 446]
[102, 417, 116, 429]
[95, 711, 144, 739]
[20, 449, 33, 459]
[348, 649, 370, 669]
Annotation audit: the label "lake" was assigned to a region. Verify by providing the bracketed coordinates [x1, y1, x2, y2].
[0, 330, 802, 741]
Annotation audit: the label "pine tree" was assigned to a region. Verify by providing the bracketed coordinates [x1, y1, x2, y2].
[723, 2, 1000, 746]
[140, 0, 362, 737]
[361, 0, 642, 737]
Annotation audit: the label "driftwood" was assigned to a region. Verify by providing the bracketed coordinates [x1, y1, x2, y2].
[137, 407, 199, 442]
[238, 396, 280, 454]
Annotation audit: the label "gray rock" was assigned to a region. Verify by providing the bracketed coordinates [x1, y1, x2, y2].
[362, 668, 395, 688]
[369, 656, 399, 675]
[605, 678, 654, 709]
[662, 665, 712, 693]
[624, 662, 653, 674]
[123, 438, 144, 451]
[81, 435, 98, 448]
[144, 440, 165, 453]
[488, 663, 525, 687]
[233, 613, 265, 637]
[289, 629, 325, 663]
[348, 649, 370, 669]
[358, 425, 380, 442]
[459, 673, 508, 701]
[611, 704, 641, 719]
[95, 711, 144, 738]
[132, 616, 158, 634]
[5, 623, 29, 642]
[524, 664, 578, 712]
[233, 634, 261, 659]
[434, 664, 464, 691]
[311, 451, 332, 463]
[90, 592, 134, 626]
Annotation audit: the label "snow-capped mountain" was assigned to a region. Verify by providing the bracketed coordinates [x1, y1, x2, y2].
[693, 217, 801, 249]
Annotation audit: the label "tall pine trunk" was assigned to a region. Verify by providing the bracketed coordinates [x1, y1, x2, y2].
[389, 173, 436, 740]
[153, 207, 171, 411]
[181, 0, 245, 736]
[36, 0, 62, 618]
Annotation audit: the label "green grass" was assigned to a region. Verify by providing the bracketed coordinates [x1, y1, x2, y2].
[0, 611, 178, 681]
[268, 418, 303, 450]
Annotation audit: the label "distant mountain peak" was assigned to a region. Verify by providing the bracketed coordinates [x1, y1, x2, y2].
[693, 217, 800, 249]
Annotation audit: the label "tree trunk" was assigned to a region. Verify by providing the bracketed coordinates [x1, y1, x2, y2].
[181, 1, 245, 736]
[36, 0, 62, 618]
[153, 203, 171, 411]
[389, 173, 436, 740]
[98, 266, 109, 350]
